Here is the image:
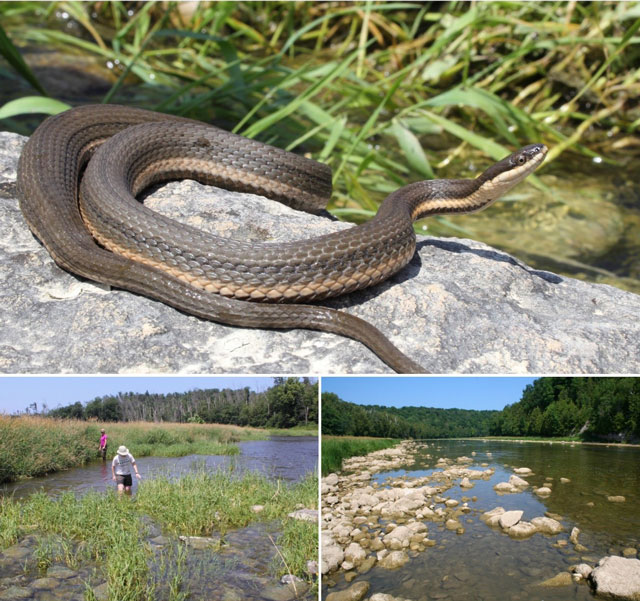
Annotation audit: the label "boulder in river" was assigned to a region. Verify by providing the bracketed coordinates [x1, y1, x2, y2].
[531, 517, 564, 535]
[590, 556, 640, 600]
[507, 521, 538, 539]
[499, 510, 523, 529]
[378, 551, 409, 570]
[344, 543, 367, 567]
[535, 487, 552, 497]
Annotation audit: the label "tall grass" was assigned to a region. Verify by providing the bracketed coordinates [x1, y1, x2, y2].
[2, 2, 638, 288]
[0, 415, 266, 484]
[0, 415, 96, 483]
[322, 436, 399, 475]
[136, 470, 317, 535]
[0, 469, 318, 595]
[1, 490, 151, 601]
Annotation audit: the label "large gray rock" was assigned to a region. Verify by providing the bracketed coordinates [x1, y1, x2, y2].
[2, 131, 640, 373]
[590, 556, 640, 600]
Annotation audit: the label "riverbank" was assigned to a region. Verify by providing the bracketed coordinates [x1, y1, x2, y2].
[0, 416, 269, 484]
[0, 469, 318, 601]
[321, 437, 399, 476]
[468, 436, 640, 448]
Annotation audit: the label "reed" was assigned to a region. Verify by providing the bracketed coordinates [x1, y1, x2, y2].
[0, 415, 266, 484]
[0, 469, 318, 596]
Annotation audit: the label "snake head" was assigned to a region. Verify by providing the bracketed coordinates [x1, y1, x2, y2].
[479, 143, 548, 190]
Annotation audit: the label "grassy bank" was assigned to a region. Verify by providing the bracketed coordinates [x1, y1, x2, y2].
[0, 416, 267, 484]
[268, 424, 318, 437]
[0, 469, 317, 600]
[322, 436, 399, 475]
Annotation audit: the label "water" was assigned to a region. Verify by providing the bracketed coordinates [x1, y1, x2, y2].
[324, 439, 640, 601]
[0, 436, 318, 498]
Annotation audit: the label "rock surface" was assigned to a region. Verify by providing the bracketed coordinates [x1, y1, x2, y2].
[2, 131, 640, 373]
[590, 556, 640, 600]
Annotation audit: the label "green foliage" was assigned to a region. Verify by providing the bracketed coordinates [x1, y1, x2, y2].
[321, 392, 498, 439]
[490, 377, 640, 442]
[46, 378, 317, 430]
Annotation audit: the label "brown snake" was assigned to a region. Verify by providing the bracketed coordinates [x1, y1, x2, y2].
[16, 104, 547, 373]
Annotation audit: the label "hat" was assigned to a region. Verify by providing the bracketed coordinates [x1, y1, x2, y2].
[100, 429, 105, 433]
[117, 446, 129, 456]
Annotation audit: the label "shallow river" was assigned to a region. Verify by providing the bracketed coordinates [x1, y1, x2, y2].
[0, 436, 317, 601]
[324, 439, 640, 601]
[0, 435, 318, 498]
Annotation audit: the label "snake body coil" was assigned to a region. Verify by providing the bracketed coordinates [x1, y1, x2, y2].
[17, 104, 547, 373]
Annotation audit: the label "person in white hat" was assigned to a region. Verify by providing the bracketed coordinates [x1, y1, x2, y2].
[111, 445, 141, 494]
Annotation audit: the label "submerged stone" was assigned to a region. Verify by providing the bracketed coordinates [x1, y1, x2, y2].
[539, 572, 573, 587]
[0, 586, 31, 600]
[46, 566, 77, 579]
[288, 509, 318, 522]
[325, 581, 370, 601]
[178, 535, 221, 549]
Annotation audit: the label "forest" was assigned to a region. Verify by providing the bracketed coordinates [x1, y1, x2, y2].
[322, 378, 640, 442]
[490, 377, 640, 441]
[321, 393, 497, 439]
[37, 378, 317, 429]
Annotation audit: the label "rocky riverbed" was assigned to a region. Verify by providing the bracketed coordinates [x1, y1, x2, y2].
[0, 515, 317, 601]
[321, 441, 640, 601]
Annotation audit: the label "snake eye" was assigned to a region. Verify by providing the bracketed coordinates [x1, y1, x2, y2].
[517, 155, 526, 165]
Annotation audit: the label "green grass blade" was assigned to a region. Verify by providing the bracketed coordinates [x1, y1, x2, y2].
[0, 96, 70, 119]
[390, 119, 435, 179]
[0, 23, 48, 96]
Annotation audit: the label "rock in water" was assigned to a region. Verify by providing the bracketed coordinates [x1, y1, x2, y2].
[539, 572, 573, 587]
[590, 556, 640, 600]
[325, 581, 370, 601]
[499, 510, 523, 529]
[3, 131, 640, 373]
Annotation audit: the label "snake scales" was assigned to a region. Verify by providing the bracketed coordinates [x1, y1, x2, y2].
[17, 104, 547, 373]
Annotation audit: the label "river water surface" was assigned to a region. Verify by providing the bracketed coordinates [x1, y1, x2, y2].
[324, 439, 640, 601]
[0, 435, 318, 498]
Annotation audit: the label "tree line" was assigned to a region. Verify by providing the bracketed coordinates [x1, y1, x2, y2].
[322, 377, 640, 442]
[40, 378, 317, 429]
[490, 377, 639, 441]
[321, 393, 497, 439]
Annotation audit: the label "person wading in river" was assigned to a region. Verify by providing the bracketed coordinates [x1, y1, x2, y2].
[98, 428, 108, 461]
[111, 445, 141, 495]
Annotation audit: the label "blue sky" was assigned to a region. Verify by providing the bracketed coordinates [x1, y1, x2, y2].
[0, 377, 277, 414]
[321, 377, 538, 411]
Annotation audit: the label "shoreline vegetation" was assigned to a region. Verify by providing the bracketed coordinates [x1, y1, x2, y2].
[322, 436, 398, 476]
[0, 469, 318, 599]
[0, 415, 315, 485]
